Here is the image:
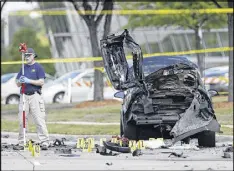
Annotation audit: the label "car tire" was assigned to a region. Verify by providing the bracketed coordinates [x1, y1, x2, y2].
[53, 92, 65, 103]
[182, 137, 190, 144]
[120, 114, 124, 137]
[197, 131, 216, 147]
[124, 122, 138, 140]
[120, 120, 124, 137]
[6, 95, 20, 104]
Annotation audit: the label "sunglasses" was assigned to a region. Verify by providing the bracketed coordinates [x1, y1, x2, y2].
[24, 53, 33, 58]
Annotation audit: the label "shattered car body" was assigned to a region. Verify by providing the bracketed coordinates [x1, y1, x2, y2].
[100, 29, 220, 147]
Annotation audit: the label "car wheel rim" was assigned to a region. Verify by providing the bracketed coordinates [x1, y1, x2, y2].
[55, 94, 64, 103]
[8, 97, 19, 104]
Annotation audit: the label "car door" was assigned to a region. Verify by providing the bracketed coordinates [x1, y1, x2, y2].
[100, 29, 144, 91]
[71, 72, 94, 102]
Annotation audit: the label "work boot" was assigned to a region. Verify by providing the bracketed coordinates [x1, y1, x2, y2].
[13, 144, 24, 150]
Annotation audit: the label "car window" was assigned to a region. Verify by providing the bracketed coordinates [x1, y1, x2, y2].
[204, 71, 227, 77]
[45, 73, 55, 84]
[1, 73, 16, 83]
[128, 56, 197, 76]
[204, 67, 228, 77]
[143, 56, 197, 76]
[81, 73, 94, 87]
[49, 71, 80, 85]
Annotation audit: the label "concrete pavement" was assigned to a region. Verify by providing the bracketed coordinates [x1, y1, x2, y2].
[1, 132, 233, 170]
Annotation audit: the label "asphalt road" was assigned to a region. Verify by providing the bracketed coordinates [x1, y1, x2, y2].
[1, 132, 233, 170]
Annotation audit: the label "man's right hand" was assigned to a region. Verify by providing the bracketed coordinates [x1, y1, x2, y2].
[19, 76, 31, 84]
[19, 76, 26, 83]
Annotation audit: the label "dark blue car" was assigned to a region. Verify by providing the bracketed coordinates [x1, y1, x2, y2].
[100, 29, 220, 147]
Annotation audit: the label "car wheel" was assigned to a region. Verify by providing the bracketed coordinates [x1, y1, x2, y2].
[6, 95, 20, 104]
[197, 131, 216, 147]
[53, 92, 65, 103]
[124, 122, 138, 140]
[181, 137, 190, 144]
[120, 112, 124, 137]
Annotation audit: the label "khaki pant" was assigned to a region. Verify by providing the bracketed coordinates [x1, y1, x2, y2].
[18, 92, 49, 146]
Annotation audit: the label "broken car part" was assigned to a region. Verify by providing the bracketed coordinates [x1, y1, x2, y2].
[222, 152, 231, 158]
[132, 149, 142, 156]
[100, 29, 220, 147]
[2, 134, 9, 138]
[224, 146, 233, 152]
[59, 154, 80, 157]
[106, 162, 113, 166]
[54, 148, 72, 154]
[162, 151, 187, 158]
[103, 141, 131, 153]
[53, 138, 66, 146]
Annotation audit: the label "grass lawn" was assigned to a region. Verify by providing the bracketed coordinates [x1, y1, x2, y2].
[1, 120, 120, 135]
[46, 105, 120, 122]
[1, 96, 232, 135]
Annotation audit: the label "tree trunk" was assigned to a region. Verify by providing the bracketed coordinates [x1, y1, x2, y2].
[88, 24, 104, 101]
[228, 1, 233, 102]
[195, 27, 205, 77]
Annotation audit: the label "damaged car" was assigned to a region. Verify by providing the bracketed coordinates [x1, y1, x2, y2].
[100, 29, 221, 147]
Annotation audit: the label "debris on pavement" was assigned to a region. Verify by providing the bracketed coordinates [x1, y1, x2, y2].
[132, 149, 142, 156]
[2, 134, 9, 138]
[106, 162, 113, 166]
[162, 151, 188, 158]
[54, 148, 72, 154]
[222, 152, 231, 158]
[95, 144, 119, 156]
[169, 143, 199, 151]
[168, 152, 186, 158]
[95, 144, 107, 154]
[53, 138, 66, 146]
[184, 165, 189, 167]
[103, 141, 131, 153]
[59, 154, 80, 157]
[224, 146, 233, 152]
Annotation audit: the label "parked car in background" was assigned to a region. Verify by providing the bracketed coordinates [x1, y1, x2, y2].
[43, 68, 117, 103]
[1, 72, 55, 104]
[64, 68, 117, 103]
[100, 29, 220, 147]
[42, 70, 81, 103]
[202, 66, 229, 93]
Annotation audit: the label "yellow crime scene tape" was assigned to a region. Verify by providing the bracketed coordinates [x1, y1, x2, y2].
[9, 8, 233, 16]
[1, 47, 233, 65]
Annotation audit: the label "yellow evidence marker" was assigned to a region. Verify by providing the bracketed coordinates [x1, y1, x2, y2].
[28, 140, 33, 152]
[76, 138, 84, 149]
[99, 138, 106, 146]
[87, 138, 95, 148]
[82, 139, 92, 152]
[137, 140, 145, 149]
[118, 139, 123, 146]
[32, 145, 40, 157]
[128, 140, 137, 151]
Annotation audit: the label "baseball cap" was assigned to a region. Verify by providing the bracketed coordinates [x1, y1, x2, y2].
[26, 48, 38, 58]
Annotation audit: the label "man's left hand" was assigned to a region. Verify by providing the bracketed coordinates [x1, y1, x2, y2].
[19, 76, 31, 84]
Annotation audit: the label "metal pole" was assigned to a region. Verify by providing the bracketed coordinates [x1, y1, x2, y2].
[21, 52, 26, 150]
[19, 43, 27, 150]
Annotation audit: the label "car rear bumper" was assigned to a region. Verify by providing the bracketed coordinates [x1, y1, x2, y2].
[132, 114, 179, 125]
